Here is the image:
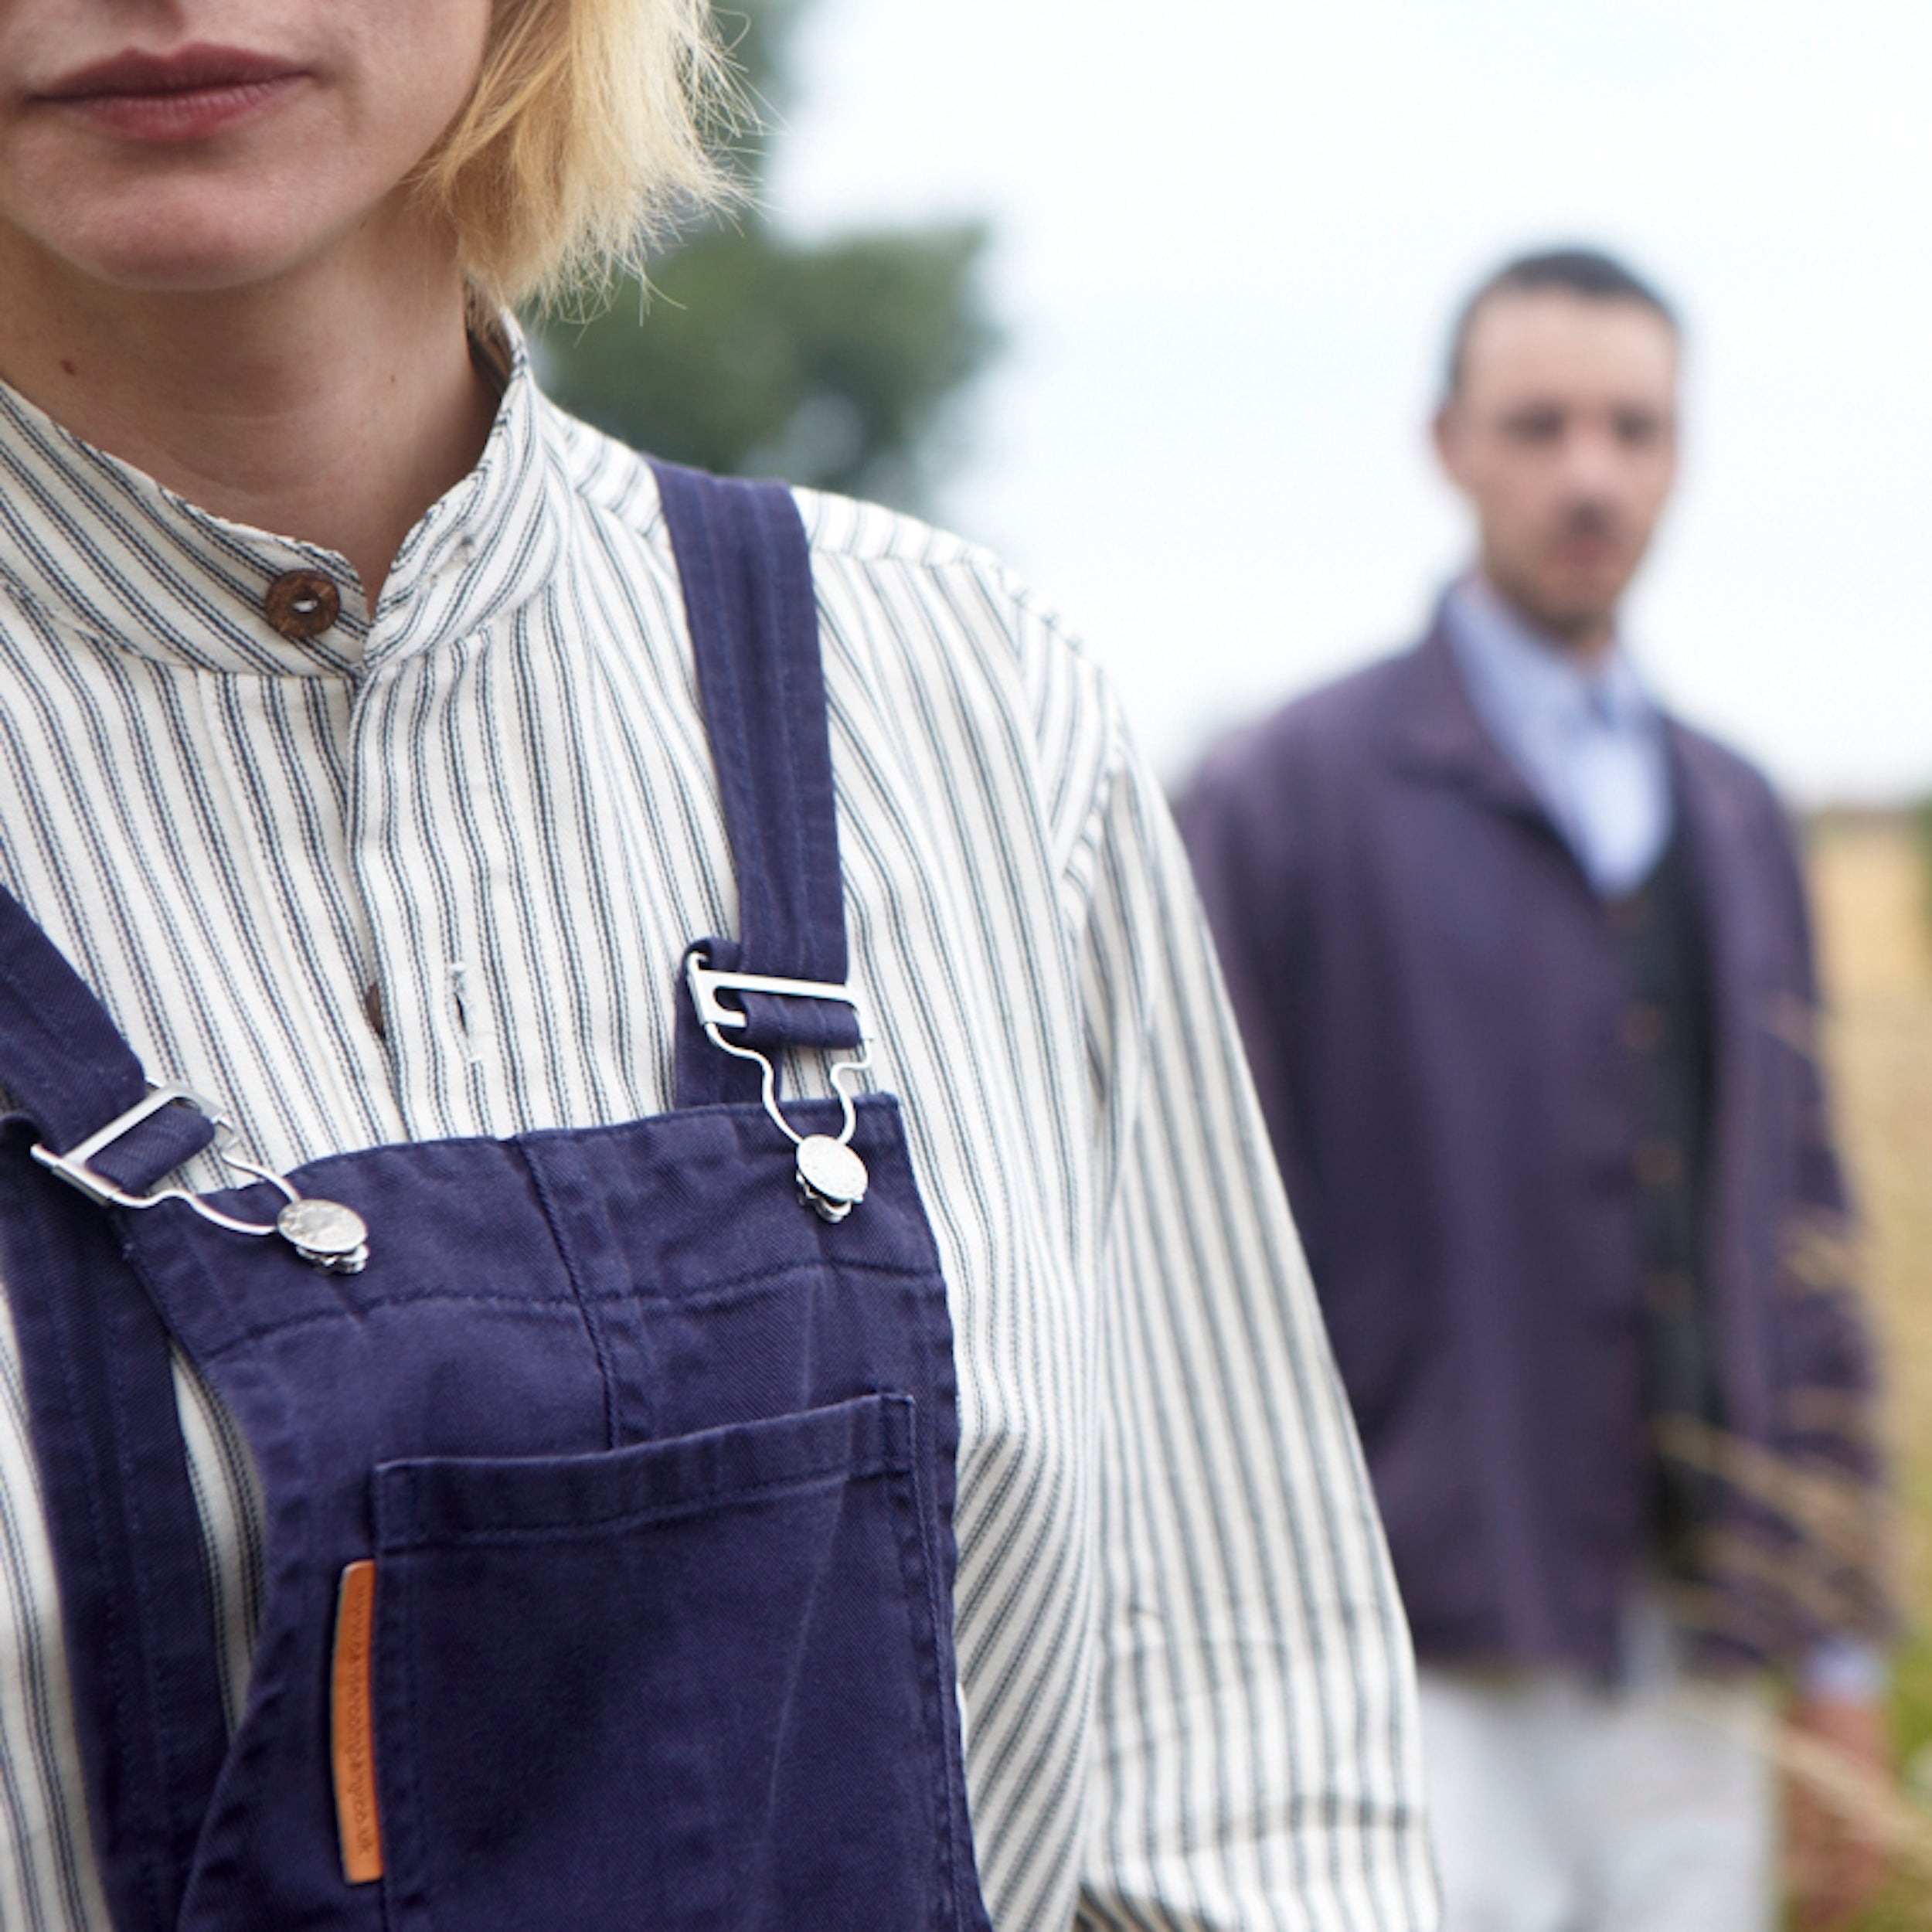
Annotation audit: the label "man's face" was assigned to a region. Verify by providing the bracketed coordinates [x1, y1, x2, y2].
[1434, 289, 1679, 651]
[0, 0, 494, 295]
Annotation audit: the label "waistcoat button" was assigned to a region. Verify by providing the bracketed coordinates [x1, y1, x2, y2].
[1645, 1267, 1696, 1316]
[1619, 1002, 1667, 1053]
[1633, 1137, 1684, 1189]
[264, 568, 342, 640]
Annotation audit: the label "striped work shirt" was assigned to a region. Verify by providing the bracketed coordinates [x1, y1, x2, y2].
[0, 337, 1434, 1930]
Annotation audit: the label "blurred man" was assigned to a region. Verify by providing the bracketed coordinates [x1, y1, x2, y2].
[1177, 248, 1890, 1932]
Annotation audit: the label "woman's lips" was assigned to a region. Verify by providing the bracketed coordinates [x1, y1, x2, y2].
[35, 46, 308, 143]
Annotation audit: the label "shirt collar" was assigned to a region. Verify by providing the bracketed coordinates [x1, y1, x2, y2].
[1444, 572, 1653, 740]
[0, 317, 564, 679]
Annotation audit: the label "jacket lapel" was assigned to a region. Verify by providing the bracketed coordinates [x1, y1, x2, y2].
[1386, 612, 1561, 832]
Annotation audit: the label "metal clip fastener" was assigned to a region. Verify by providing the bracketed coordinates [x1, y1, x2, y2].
[32, 1083, 369, 1274]
[685, 952, 872, 1223]
[685, 958, 866, 1037]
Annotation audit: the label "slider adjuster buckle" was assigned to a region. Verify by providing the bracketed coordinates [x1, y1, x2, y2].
[685, 951, 873, 1223]
[32, 1083, 225, 1209]
[31, 1083, 370, 1274]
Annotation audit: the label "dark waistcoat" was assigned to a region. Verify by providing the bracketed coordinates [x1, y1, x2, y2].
[1614, 834, 1723, 1572]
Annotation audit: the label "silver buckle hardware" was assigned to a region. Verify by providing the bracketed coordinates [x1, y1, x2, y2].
[31, 1082, 219, 1209]
[684, 951, 873, 1223]
[684, 957, 867, 1039]
[32, 1083, 369, 1274]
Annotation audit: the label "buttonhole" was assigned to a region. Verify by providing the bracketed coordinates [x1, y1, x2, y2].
[445, 962, 483, 1063]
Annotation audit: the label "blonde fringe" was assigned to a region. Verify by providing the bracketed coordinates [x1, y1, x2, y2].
[416, 0, 743, 311]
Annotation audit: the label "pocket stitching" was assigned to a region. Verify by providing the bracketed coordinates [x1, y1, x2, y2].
[382, 1448, 913, 1550]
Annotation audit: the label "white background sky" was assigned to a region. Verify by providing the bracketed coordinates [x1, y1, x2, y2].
[762, 0, 1932, 800]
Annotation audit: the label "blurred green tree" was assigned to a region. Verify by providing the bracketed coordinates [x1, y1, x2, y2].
[532, 0, 997, 512]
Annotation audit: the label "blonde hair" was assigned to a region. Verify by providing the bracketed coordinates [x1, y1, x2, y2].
[417, 0, 740, 311]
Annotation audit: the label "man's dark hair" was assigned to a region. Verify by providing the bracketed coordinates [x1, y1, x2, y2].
[1444, 247, 1678, 398]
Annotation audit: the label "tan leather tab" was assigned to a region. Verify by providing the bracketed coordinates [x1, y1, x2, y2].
[331, 1560, 383, 1884]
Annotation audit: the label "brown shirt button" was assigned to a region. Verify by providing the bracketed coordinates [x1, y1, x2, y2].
[1633, 1137, 1684, 1189]
[264, 569, 342, 641]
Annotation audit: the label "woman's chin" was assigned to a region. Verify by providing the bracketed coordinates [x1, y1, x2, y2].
[0, 160, 396, 298]
[46, 213, 317, 294]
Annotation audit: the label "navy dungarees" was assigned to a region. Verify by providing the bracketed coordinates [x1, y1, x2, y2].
[0, 468, 992, 1931]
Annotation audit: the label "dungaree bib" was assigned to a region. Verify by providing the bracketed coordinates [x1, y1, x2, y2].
[0, 468, 992, 1931]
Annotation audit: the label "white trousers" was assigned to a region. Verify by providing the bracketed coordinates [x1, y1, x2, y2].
[1418, 1654, 1776, 1932]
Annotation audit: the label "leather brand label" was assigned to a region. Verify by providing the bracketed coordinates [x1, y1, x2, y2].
[331, 1560, 384, 1884]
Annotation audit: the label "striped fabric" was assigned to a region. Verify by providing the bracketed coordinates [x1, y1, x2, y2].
[0, 336, 1435, 1931]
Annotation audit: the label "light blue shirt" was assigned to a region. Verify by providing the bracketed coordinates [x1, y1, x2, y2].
[1444, 574, 1673, 898]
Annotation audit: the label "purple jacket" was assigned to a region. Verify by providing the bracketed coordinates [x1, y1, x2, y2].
[1176, 618, 1885, 1673]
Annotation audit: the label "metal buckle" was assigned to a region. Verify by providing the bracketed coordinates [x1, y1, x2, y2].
[684, 955, 867, 1038]
[685, 951, 873, 1223]
[31, 1082, 369, 1273]
[31, 1082, 230, 1209]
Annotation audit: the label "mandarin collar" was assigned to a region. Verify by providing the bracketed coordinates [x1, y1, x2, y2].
[0, 320, 564, 679]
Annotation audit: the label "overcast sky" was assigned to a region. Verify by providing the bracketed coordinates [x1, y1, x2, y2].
[762, 0, 1932, 801]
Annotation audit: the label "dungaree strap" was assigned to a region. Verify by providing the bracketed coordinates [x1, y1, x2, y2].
[0, 889, 216, 1184]
[651, 464, 860, 1107]
[0, 889, 228, 1932]
[0, 1128, 228, 1932]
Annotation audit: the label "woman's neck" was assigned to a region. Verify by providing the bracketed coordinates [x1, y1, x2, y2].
[0, 215, 497, 604]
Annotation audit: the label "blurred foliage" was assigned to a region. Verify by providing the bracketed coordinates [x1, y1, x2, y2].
[532, 0, 997, 512]
[1804, 817, 1932, 1929]
[537, 226, 994, 509]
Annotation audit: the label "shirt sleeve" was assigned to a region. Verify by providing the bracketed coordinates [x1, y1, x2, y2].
[1800, 1638, 1889, 1704]
[1169, 736, 1319, 1261]
[1065, 683, 1438, 1930]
